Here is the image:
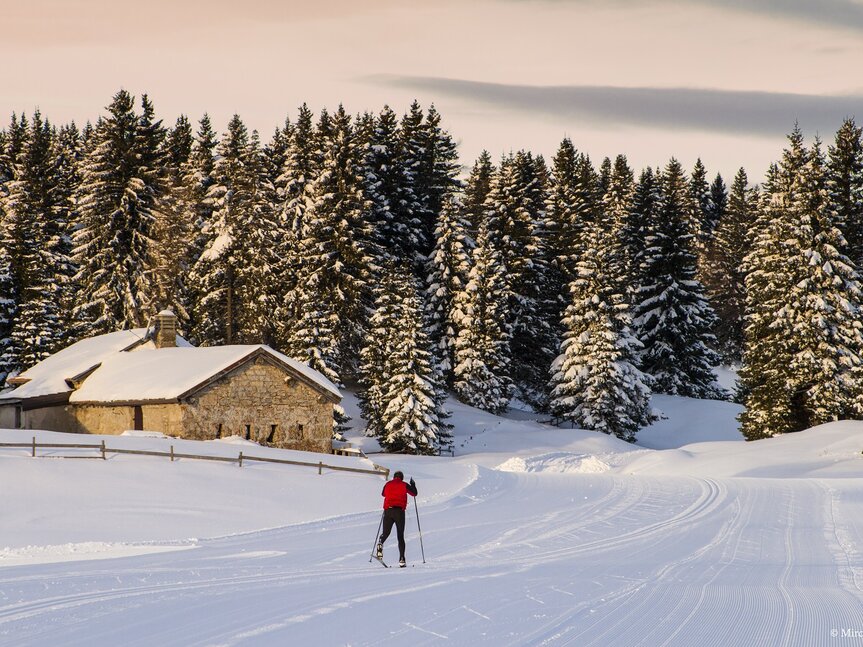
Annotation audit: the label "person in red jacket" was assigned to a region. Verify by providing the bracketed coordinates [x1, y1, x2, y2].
[376, 471, 418, 567]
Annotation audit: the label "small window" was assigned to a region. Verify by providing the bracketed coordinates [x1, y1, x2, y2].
[245, 424, 251, 440]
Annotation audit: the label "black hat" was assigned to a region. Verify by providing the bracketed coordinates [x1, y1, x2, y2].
[394, 471, 404, 480]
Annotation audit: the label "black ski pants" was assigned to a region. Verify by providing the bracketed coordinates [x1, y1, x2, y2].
[379, 506, 407, 560]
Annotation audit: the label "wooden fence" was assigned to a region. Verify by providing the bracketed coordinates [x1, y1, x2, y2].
[0, 438, 389, 479]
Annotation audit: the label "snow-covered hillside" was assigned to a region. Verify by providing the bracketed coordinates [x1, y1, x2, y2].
[1, 393, 862, 646]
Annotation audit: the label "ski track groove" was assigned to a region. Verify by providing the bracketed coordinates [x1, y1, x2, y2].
[538, 478, 734, 647]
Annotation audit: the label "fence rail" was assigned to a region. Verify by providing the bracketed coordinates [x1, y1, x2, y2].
[0, 438, 389, 479]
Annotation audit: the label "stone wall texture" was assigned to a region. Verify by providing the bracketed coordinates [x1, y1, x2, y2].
[179, 359, 333, 453]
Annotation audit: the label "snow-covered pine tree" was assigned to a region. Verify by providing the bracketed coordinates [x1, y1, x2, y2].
[572, 154, 603, 257]
[284, 105, 373, 384]
[0, 119, 22, 385]
[549, 219, 653, 442]
[452, 223, 513, 413]
[740, 129, 863, 438]
[163, 115, 193, 184]
[701, 168, 755, 363]
[80, 121, 95, 151]
[73, 91, 163, 335]
[628, 167, 662, 300]
[398, 101, 431, 258]
[0, 219, 14, 386]
[265, 117, 292, 198]
[49, 123, 82, 346]
[826, 118, 863, 269]
[361, 266, 450, 454]
[6, 112, 66, 371]
[738, 162, 794, 437]
[179, 115, 218, 343]
[149, 115, 196, 329]
[418, 105, 462, 258]
[632, 158, 723, 398]
[398, 102, 461, 266]
[188, 115, 249, 345]
[601, 154, 637, 299]
[424, 192, 473, 382]
[688, 158, 711, 247]
[463, 150, 494, 235]
[134, 94, 171, 319]
[706, 173, 727, 241]
[483, 151, 555, 409]
[544, 138, 580, 325]
[598, 156, 612, 197]
[380, 270, 450, 454]
[0, 114, 28, 179]
[278, 105, 317, 235]
[363, 105, 422, 269]
[271, 105, 317, 350]
[358, 266, 401, 436]
[233, 128, 279, 344]
[189, 116, 278, 346]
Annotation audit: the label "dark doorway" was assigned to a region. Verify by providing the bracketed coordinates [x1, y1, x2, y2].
[133, 406, 143, 431]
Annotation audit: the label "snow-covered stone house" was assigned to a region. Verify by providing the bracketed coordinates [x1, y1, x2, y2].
[0, 311, 341, 453]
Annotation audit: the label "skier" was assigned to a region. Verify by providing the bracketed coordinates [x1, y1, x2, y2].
[376, 471, 418, 567]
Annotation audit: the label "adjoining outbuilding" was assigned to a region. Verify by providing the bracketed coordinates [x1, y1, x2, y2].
[0, 311, 341, 454]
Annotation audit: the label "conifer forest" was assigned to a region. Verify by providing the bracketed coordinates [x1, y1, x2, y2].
[2, 90, 863, 452]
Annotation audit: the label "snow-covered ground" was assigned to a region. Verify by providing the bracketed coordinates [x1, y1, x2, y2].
[1, 392, 862, 646]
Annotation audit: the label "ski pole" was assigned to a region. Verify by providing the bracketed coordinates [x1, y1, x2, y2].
[370, 510, 384, 562]
[414, 496, 426, 564]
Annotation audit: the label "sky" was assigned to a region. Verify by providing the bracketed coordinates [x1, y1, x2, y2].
[4, 0, 863, 182]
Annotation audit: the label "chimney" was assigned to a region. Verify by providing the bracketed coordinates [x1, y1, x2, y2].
[153, 309, 177, 349]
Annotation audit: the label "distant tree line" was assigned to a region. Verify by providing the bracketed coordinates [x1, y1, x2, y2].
[2, 90, 862, 451]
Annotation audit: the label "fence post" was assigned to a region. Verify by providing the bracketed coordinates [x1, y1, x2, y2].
[170, 445, 174, 462]
[31, 436, 36, 458]
[318, 461, 322, 475]
[101, 440, 106, 460]
[239, 451, 243, 467]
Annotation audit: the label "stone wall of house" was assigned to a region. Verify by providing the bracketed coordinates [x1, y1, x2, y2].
[142, 404, 184, 436]
[64, 403, 183, 437]
[0, 405, 17, 429]
[0, 403, 81, 433]
[25, 405, 80, 433]
[179, 358, 334, 453]
[74, 404, 135, 435]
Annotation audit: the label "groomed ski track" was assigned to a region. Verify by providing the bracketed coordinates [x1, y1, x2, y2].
[1, 469, 861, 646]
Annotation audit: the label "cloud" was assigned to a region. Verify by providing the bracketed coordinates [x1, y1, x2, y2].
[373, 75, 863, 138]
[688, 0, 863, 33]
[505, 0, 863, 33]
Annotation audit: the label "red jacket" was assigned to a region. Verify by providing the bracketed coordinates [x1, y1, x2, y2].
[382, 476, 418, 510]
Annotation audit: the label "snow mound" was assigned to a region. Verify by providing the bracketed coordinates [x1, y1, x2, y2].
[210, 435, 260, 446]
[0, 541, 194, 567]
[496, 452, 610, 474]
[121, 430, 169, 438]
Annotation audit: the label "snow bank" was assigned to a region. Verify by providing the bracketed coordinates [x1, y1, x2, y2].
[623, 420, 863, 478]
[0, 541, 195, 567]
[496, 452, 611, 474]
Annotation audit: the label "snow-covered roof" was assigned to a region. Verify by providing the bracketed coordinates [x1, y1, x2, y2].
[0, 329, 191, 401]
[68, 345, 341, 404]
